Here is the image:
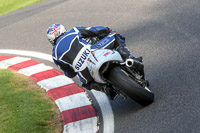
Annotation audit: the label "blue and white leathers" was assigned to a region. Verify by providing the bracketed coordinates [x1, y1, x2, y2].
[52, 26, 116, 84]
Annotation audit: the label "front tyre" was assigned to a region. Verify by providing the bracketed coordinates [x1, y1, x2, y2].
[108, 67, 154, 106]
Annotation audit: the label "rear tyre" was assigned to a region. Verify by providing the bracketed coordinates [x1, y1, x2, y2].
[108, 67, 154, 106]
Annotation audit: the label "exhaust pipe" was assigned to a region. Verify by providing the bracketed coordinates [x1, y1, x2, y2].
[125, 58, 134, 67]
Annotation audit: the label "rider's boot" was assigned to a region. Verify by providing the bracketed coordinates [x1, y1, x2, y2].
[102, 85, 118, 100]
[115, 38, 145, 78]
[84, 81, 118, 100]
[115, 34, 143, 62]
[134, 56, 143, 62]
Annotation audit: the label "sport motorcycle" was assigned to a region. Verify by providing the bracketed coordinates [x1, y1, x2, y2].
[72, 33, 154, 106]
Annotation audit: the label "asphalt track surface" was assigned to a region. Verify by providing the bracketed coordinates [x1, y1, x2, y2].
[0, 0, 200, 133]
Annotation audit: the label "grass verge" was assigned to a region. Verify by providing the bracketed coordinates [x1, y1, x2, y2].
[0, 69, 62, 133]
[0, 0, 43, 15]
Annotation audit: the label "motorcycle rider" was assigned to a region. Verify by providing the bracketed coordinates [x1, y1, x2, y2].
[46, 24, 144, 100]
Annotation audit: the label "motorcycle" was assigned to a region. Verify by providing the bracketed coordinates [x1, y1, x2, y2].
[72, 33, 154, 106]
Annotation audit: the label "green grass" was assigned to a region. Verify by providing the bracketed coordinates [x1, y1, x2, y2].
[0, 0, 43, 15]
[0, 69, 61, 133]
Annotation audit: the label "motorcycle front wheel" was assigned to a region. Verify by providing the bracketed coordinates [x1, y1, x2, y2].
[108, 67, 154, 106]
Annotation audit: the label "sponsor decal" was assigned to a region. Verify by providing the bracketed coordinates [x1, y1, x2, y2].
[91, 71, 94, 76]
[103, 52, 111, 57]
[96, 38, 110, 48]
[88, 58, 96, 65]
[75, 48, 90, 71]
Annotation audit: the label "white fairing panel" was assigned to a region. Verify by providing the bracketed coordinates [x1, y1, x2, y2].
[87, 49, 123, 83]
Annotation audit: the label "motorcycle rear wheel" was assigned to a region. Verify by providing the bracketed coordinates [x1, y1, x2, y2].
[108, 67, 154, 106]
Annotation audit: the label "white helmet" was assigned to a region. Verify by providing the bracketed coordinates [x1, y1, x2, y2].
[46, 24, 67, 45]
